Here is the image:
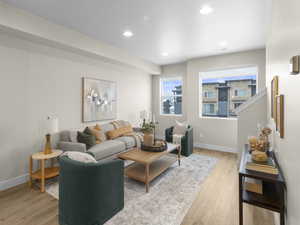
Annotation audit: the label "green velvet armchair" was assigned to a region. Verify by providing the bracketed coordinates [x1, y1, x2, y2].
[59, 156, 124, 225]
[165, 126, 193, 157]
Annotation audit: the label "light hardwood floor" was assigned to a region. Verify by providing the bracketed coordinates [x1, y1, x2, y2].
[0, 149, 275, 225]
[182, 149, 275, 225]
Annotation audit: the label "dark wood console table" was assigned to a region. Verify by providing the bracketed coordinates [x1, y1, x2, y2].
[239, 145, 286, 225]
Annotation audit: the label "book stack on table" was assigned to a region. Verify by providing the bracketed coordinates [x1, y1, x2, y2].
[244, 177, 263, 194]
[245, 153, 279, 175]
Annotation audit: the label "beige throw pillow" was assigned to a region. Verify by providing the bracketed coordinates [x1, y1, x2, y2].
[106, 125, 134, 140]
[87, 125, 106, 143]
[173, 120, 188, 135]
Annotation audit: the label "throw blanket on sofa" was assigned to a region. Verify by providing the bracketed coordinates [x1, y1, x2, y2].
[111, 120, 143, 148]
[124, 132, 143, 148]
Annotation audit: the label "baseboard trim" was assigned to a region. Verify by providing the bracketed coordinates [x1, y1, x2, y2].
[0, 174, 29, 191]
[194, 143, 237, 153]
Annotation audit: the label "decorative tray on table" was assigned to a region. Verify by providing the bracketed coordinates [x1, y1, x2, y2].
[141, 140, 168, 152]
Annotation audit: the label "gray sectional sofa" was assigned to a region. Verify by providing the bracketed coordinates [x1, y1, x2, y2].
[52, 122, 138, 161]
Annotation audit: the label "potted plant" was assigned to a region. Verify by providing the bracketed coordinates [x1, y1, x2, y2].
[141, 122, 155, 146]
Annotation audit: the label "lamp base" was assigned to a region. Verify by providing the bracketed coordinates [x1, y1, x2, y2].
[44, 134, 53, 154]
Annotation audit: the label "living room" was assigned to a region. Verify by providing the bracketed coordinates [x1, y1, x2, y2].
[0, 0, 299, 225]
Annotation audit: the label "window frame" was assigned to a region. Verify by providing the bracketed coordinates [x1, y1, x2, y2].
[159, 77, 183, 116]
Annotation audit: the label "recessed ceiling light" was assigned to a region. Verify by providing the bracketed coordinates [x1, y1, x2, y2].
[200, 5, 214, 15]
[161, 52, 169, 57]
[219, 41, 228, 47]
[122, 30, 134, 38]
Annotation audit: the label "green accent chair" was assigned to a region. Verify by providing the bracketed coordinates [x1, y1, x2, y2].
[59, 156, 124, 225]
[165, 126, 193, 157]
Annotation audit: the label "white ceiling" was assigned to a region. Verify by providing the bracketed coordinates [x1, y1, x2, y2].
[1, 0, 272, 65]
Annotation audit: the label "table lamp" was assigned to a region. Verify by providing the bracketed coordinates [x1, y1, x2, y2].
[44, 116, 59, 154]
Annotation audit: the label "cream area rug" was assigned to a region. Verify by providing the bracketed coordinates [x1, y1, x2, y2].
[46, 154, 218, 225]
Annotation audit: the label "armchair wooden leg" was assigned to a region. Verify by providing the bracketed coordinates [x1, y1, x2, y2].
[178, 146, 181, 166]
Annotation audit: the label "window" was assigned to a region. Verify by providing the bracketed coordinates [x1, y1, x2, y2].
[234, 102, 243, 109]
[234, 89, 247, 97]
[203, 91, 215, 98]
[203, 103, 215, 115]
[160, 77, 182, 115]
[200, 66, 257, 118]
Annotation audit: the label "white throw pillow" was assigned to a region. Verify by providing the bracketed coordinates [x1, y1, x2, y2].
[173, 120, 188, 135]
[62, 151, 97, 163]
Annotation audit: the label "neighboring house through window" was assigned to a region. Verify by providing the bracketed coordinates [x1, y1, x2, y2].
[203, 91, 215, 98]
[160, 77, 182, 115]
[200, 66, 257, 118]
[234, 89, 247, 97]
[203, 103, 215, 115]
[234, 102, 243, 109]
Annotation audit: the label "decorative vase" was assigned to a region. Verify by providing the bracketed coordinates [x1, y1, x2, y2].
[143, 132, 154, 147]
[44, 134, 53, 154]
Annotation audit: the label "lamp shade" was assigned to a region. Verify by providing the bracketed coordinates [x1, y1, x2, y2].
[46, 116, 59, 134]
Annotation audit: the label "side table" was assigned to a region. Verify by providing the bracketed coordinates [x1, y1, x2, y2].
[239, 145, 286, 225]
[29, 149, 62, 192]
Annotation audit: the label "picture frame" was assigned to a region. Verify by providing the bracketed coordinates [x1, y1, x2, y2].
[271, 76, 279, 121]
[82, 77, 117, 122]
[276, 95, 284, 138]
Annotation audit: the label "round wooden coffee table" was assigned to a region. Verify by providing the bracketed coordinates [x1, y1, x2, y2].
[29, 150, 62, 192]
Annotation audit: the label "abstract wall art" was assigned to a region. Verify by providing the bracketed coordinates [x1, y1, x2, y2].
[82, 78, 117, 122]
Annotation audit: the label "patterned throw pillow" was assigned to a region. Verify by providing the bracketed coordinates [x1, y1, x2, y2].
[77, 131, 96, 149]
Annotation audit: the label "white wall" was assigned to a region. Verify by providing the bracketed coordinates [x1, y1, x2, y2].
[0, 31, 152, 186]
[237, 90, 268, 159]
[267, 0, 300, 224]
[153, 49, 266, 152]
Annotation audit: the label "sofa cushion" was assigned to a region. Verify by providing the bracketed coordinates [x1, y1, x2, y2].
[115, 136, 136, 149]
[173, 120, 188, 135]
[106, 125, 133, 140]
[88, 126, 106, 143]
[58, 141, 87, 152]
[83, 126, 93, 135]
[77, 131, 96, 150]
[87, 140, 126, 160]
[60, 130, 71, 142]
[99, 123, 115, 141]
[94, 124, 102, 131]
